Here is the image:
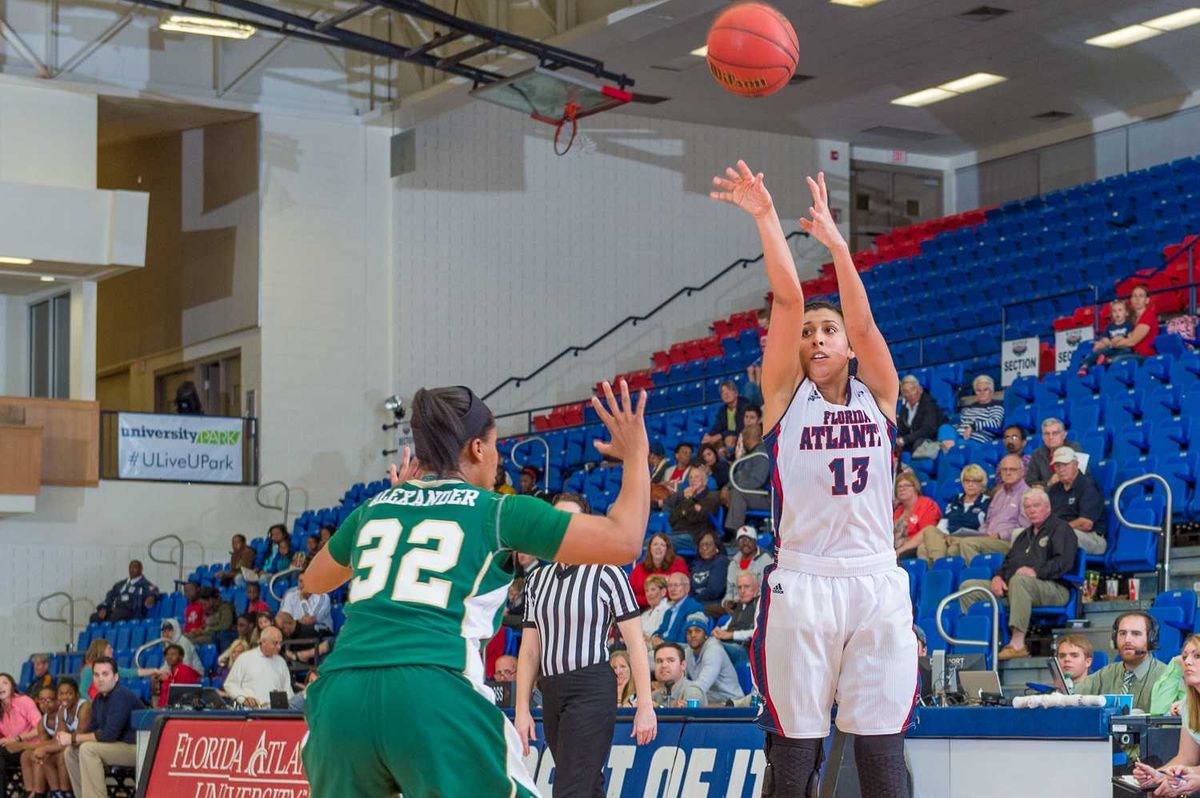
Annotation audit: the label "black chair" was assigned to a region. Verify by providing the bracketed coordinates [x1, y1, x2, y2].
[106, 765, 137, 798]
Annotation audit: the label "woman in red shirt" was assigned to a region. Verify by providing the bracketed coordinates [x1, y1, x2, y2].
[893, 471, 941, 559]
[1112, 284, 1158, 359]
[629, 533, 689, 607]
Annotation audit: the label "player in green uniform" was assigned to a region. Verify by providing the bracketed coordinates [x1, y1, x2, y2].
[302, 381, 649, 797]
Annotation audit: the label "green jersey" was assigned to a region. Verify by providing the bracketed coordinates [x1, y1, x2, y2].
[322, 478, 570, 681]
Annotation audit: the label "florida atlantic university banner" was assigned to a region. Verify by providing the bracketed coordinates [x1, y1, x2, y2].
[117, 413, 244, 483]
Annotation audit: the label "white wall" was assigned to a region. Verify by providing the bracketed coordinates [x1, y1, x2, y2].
[0, 82, 96, 189]
[257, 112, 394, 501]
[392, 102, 848, 418]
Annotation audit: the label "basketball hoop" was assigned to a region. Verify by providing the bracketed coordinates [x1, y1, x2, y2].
[555, 102, 580, 156]
[471, 67, 632, 156]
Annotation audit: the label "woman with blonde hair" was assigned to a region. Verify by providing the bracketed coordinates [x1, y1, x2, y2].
[916, 464, 991, 563]
[609, 651, 638, 707]
[1133, 634, 1200, 795]
[893, 471, 941, 558]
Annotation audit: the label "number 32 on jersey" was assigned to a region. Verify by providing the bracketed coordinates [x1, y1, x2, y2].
[349, 518, 464, 608]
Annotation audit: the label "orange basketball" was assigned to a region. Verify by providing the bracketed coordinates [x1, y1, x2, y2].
[706, 2, 798, 98]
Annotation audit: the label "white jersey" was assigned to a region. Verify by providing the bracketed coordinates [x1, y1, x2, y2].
[766, 376, 896, 561]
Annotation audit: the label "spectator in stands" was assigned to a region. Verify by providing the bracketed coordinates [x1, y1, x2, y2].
[959, 488, 1078, 660]
[1055, 634, 1094, 683]
[724, 424, 770, 536]
[1151, 654, 1189, 717]
[648, 442, 672, 509]
[1109, 284, 1159, 362]
[896, 375, 943, 458]
[255, 612, 273, 632]
[181, 580, 206, 635]
[222, 626, 292, 708]
[666, 466, 720, 549]
[155, 618, 203, 676]
[629, 533, 689, 608]
[491, 655, 517, 684]
[1001, 425, 1031, 471]
[61, 657, 143, 798]
[893, 471, 942, 558]
[11, 684, 55, 796]
[261, 537, 294, 575]
[280, 570, 333, 633]
[957, 375, 1005, 444]
[244, 581, 270, 616]
[518, 466, 552, 501]
[267, 522, 287, 552]
[1048, 448, 1107, 555]
[713, 572, 759, 663]
[702, 382, 752, 448]
[741, 363, 763, 408]
[216, 534, 257, 586]
[721, 528, 772, 609]
[650, 573, 705, 646]
[663, 443, 694, 494]
[494, 462, 516, 495]
[610, 651, 637, 707]
[650, 643, 706, 708]
[1132, 634, 1200, 794]
[22, 654, 54, 698]
[95, 561, 158, 622]
[733, 406, 762, 459]
[277, 612, 331, 681]
[31, 677, 89, 798]
[1026, 418, 1082, 488]
[640, 575, 672, 639]
[698, 444, 730, 490]
[304, 535, 320, 561]
[1076, 612, 1167, 713]
[317, 524, 334, 550]
[218, 613, 260, 670]
[956, 455, 1030, 563]
[0, 673, 42, 787]
[288, 669, 319, 712]
[151, 644, 201, 708]
[188, 588, 235, 646]
[913, 625, 927, 657]
[683, 614, 744, 705]
[1078, 298, 1134, 374]
[916, 464, 991, 562]
[690, 531, 730, 615]
[174, 380, 203, 415]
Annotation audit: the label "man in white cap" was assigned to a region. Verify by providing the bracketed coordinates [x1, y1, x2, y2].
[721, 526, 772, 610]
[1047, 447, 1107, 555]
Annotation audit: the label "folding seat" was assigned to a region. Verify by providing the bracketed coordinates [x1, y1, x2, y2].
[917, 570, 954, 620]
[955, 566, 991, 590]
[1147, 607, 1186, 661]
[1112, 425, 1151, 462]
[1153, 591, 1198, 634]
[1108, 505, 1162, 574]
[1075, 430, 1110, 461]
[931, 556, 966, 582]
[1006, 376, 1036, 409]
[900, 559, 926, 606]
[951, 615, 995, 667]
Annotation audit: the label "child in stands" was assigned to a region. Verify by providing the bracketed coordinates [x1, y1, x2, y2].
[1078, 299, 1132, 374]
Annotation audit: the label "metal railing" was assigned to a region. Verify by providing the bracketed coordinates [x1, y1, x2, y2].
[269, 566, 303, 602]
[256, 480, 309, 527]
[148, 534, 187, 584]
[935, 585, 1001, 674]
[36, 592, 92, 650]
[1113, 473, 1173, 592]
[509, 437, 550, 489]
[728, 450, 770, 497]
[133, 637, 166, 668]
[482, 230, 815, 402]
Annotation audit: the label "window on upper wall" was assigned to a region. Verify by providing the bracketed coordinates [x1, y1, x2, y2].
[28, 292, 71, 398]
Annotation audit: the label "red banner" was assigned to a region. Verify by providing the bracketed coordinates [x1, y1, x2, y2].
[141, 716, 310, 798]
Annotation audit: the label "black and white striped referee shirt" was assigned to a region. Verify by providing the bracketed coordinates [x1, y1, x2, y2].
[522, 563, 641, 677]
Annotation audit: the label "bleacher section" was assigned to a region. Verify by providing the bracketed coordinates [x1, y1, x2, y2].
[20, 155, 1200, 703]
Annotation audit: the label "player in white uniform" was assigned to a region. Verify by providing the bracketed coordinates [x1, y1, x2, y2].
[712, 162, 917, 798]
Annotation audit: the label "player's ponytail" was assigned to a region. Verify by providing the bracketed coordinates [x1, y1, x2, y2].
[411, 386, 495, 476]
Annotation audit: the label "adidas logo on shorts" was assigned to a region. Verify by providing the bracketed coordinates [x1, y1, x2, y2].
[772, 583, 784, 595]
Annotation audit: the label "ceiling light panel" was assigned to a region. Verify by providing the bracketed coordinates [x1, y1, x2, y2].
[1085, 25, 1161, 48]
[830, 0, 887, 7]
[1144, 8, 1200, 30]
[891, 88, 956, 107]
[159, 15, 256, 40]
[938, 72, 1007, 93]
[690, 45, 707, 56]
[0, 256, 33, 265]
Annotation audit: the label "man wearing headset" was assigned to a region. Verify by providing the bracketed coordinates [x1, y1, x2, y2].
[1074, 611, 1168, 712]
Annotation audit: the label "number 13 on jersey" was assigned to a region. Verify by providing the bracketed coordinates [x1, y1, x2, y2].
[349, 518, 465, 608]
[828, 457, 870, 496]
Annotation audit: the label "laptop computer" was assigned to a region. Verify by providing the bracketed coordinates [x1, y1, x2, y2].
[957, 670, 1003, 703]
[1047, 656, 1074, 694]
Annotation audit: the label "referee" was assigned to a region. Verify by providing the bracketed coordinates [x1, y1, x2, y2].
[515, 493, 657, 797]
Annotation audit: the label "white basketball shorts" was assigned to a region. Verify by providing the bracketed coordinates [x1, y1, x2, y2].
[749, 549, 919, 739]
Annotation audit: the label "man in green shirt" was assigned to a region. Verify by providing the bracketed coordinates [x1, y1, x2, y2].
[1075, 612, 1167, 712]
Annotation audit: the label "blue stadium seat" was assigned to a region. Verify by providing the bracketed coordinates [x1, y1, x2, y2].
[931, 556, 966, 581]
[1108, 506, 1161, 574]
[1152, 591, 1197, 633]
[1089, 650, 1108, 673]
[112, 622, 131, 653]
[1148, 607, 1185, 661]
[917, 570, 954, 619]
[955, 566, 992, 589]
[900, 559, 926, 606]
[951, 615, 994, 668]
[198, 644, 218, 675]
[918, 617, 949, 654]
[969, 552, 1005, 574]
[736, 661, 754, 696]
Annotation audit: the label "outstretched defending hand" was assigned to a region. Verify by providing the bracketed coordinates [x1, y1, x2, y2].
[591, 380, 648, 464]
[710, 159, 774, 219]
[388, 446, 422, 487]
[798, 171, 847, 252]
